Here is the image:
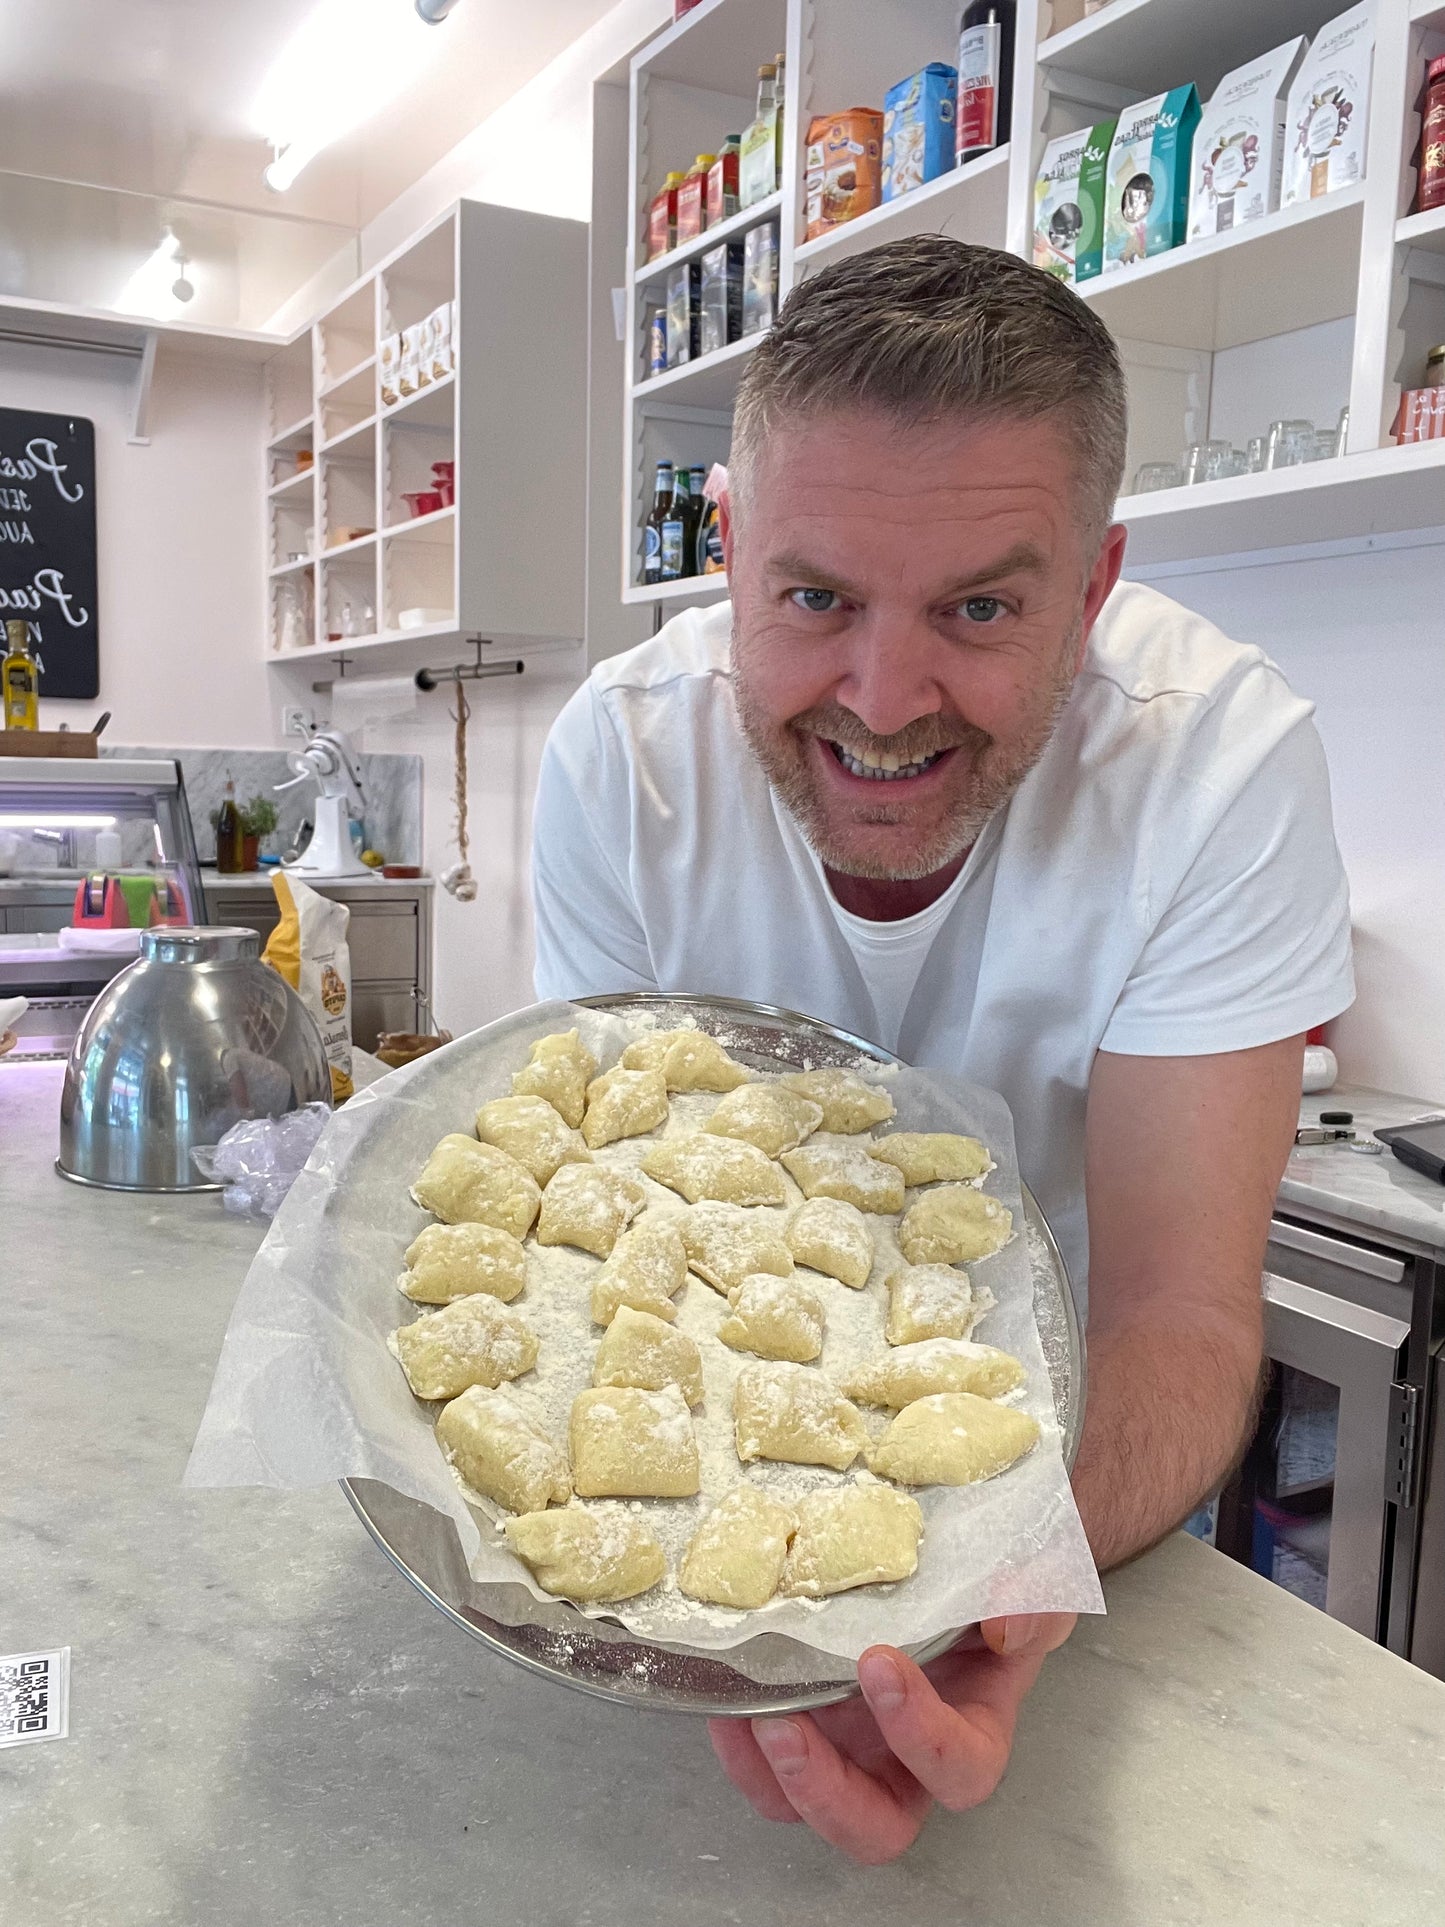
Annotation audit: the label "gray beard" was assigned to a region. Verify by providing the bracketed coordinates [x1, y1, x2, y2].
[732, 636, 1078, 883]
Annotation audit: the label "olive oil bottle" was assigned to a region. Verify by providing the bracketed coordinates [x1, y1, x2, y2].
[215, 777, 244, 874]
[2, 618, 40, 730]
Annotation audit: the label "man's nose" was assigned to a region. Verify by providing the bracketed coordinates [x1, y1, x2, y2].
[831, 611, 947, 739]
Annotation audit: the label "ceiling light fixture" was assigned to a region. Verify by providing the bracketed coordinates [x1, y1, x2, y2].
[415, 0, 465, 20]
[115, 228, 195, 320]
[253, 0, 436, 193]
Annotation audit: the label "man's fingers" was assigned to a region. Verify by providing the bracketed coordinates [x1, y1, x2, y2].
[856, 1645, 1030, 1814]
[978, 1612, 1077, 1658]
[751, 1714, 925, 1865]
[708, 1717, 805, 1825]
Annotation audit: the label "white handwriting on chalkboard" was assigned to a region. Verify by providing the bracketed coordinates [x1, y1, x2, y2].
[0, 568, 89, 625]
[0, 439, 84, 504]
[0, 522, 35, 545]
[0, 488, 32, 511]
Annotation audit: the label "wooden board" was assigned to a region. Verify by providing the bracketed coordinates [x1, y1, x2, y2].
[0, 728, 98, 758]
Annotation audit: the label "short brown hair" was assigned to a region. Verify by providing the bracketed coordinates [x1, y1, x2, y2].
[731, 236, 1128, 544]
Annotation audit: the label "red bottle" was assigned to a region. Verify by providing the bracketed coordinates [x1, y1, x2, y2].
[957, 0, 1016, 165]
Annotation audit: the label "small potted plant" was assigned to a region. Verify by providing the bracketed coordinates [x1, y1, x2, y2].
[239, 795, 279, 871]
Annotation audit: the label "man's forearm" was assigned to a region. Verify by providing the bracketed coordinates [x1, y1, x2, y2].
[1068, 1302, 1264, 1570]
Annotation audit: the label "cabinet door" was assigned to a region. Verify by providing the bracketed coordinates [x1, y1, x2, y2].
[352, 983, 418, 1051]
[344, 903, 418, 981]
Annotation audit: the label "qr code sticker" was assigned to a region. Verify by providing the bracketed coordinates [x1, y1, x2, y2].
[0, 1649, 69, 1747]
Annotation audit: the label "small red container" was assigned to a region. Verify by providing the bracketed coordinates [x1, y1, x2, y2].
[431, 459, 455, 484]
[435, 479, 455, 507]
[402, 490, 444, 518]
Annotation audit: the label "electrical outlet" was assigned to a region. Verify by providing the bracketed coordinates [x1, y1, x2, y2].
[281, 705, 313, 738]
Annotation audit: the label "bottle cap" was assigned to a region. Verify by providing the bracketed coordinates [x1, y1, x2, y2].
[662, 171, 683, 187]
[695, 155, 716, 168]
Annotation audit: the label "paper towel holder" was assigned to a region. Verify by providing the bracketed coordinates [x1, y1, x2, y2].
[415, 638, 524, 692]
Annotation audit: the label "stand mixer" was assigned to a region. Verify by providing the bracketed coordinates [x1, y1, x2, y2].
[275, 727, 369, 879]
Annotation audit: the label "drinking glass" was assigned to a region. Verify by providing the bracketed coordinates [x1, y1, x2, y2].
[1265, 419, 1316, 469]
[1181, 439, 1233, 484]
[1132, 461, 1184, 493]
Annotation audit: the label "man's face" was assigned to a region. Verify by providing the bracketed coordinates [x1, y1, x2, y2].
[724, 410, 1123, 882]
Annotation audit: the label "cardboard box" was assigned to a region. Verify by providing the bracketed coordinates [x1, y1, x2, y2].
[805, 110, 884, 239]
[1396, 387, 1445, 442]
[742, 222, 779, 336]
[1190, 38, 1308, 236]
[883, 64, 958, 201]
[1282, 0, 1375, 206]
[1073, 118, 1118, 284]
[1033, 128, 1091, 282]
[665, 261, 701, 368]
[700, 241, 744, 356]
[1103, 85, 1201, 274]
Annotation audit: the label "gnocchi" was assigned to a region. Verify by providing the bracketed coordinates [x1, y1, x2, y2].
[391, 1294, 538, 1401]
[510, 1027, 597, 1128]
[780, 1485, 923, 1597]
[777, 1067, 895, 1134]
[899, 1184, 1013, 1265]
[569, 1384, 700, 1498]
[435, 1385, 572, 1513]
[868, 1131, 993, 1186]
[504, 1505, 665, 1602]
[886, 1263, 994, 1346]
[781, 1140, 905, 1215]
[398, 1221, 528, 1305]
[868, 1392, 1040, 1487]
[590, 1215, 689, 1325]
[704, 1083, 824, 1158]
[841, 1337, 1025, 1407]
[410, 1134, 541, 1241]
[474, 1094, 591, 1187]
[592, 1304, 705, 1406]
[642, 1133, 787, 1207]
[581, 1066, 669, 1150]
[733, 1361, 869, 1471]
[536, 1162, 646, 1258]
[785, 1195, 874, 1290]
[680, 1201, 794, 1295]
[717, 1274, 825, 1364]
[678, 1488, 798, 1610]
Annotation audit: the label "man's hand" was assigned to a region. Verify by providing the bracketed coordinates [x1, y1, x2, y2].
[708, 1615, 1075, 1864]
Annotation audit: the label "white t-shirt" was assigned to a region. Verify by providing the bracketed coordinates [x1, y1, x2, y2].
[531, 582, 1354, 1303]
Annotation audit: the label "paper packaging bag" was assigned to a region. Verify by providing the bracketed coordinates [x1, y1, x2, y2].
[1103, 84, 1201, 273]
[1072, 118, 1117, 284]
[379, 332, 402, 407]
[1281, 0, 1375, 206]
[1033, 128, 1091, 282]
[1190, 37, 1308, 237]
[805, 110, 884, 239]
[263, 873, 354, 1103]
[184, 1000, 1103, 1679]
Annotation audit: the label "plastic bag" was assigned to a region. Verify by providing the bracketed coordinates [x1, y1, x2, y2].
[190, 1104, 331, 1220]
[263, 873, 354, 1102]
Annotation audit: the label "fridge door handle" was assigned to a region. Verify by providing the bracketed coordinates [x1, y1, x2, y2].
[1268, 1219, 1406, 1284]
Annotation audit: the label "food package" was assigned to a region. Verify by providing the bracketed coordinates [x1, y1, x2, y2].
[263, 872, 354, 1103]
[741, 220, 779, 336]
[706, 145, 739, 228]
[665, 260, 701, 368]
[1033, 128, 1090, 281]
[1102, 85, 1201, 273]
[805, 109, 884, 239]
[1190, 38, 1308, 237]
[426, 301, 452, 382]
[882, 64, 958, 201]
[379, 332, 402, 407]
[1073, 118, 1118, 283]
[448, 299, 458, 371]
[1396, 388, 1445, 443]
[700, 240, 744, 356]
[397, 323, 423, 397]
[1282, 0, 1375, 206]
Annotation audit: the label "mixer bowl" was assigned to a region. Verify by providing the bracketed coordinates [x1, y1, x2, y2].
[57, 926, 331, 1192]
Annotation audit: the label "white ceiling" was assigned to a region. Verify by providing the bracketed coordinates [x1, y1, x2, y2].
[0, 0, 616, 232]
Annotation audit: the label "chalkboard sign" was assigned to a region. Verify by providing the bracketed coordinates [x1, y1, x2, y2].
[0, 408, 98, 700]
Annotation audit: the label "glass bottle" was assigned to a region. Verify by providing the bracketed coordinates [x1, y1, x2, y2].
[642, 460, 674, 585]
[957, 1, 1015, 165]
[215, 777, 244, 875]
[2, 619, 40, 731]
[660, 466, 692, 581]
[685, 465, 707, 573]
[740, 64, 779, 207]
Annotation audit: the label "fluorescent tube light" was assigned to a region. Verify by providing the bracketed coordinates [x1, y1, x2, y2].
[0, 815, 119, 830]
[253, 0, 435, 192]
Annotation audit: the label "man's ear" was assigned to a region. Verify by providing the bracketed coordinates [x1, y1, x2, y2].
[718, 485, 735, 575]
[1078, 522, 1127, 668]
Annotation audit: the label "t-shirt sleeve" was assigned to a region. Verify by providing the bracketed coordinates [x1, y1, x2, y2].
[531, 681, 658, 999]
[1099, 709, 1354, 1056]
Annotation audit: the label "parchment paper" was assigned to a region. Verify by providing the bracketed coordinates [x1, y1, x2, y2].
[186, 1000, 1104, 1669]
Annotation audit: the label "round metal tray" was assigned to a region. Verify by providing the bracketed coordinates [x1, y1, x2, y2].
[344, 993, 1086, 1718]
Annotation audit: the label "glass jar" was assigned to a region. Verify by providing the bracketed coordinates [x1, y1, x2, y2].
[1425, 343, 1445, 389]
[1418, 56, 1445, 213]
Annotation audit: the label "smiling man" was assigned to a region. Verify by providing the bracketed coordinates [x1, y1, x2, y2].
[531, 238, 1352, 1861]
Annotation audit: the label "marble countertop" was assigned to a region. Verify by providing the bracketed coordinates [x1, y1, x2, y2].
[4, 1062, 1444, 1922]
[1285, 1080, 1445, 1253]
[200, 867, 432, 894]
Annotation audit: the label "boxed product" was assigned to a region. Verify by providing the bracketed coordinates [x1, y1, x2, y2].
[398, 321, 428, 396]
[882, 63, 958, 201]
[426, 301, 452, 382]
[700, 240, 744, 356]
[665, 260, 701, 368]
[805, 109, 884, 239]
[742, 220, 779, 335]
[1190, 38, 1308, 236]
[1282, 0, 1375, 206]
[707, 143, 740, 228]
[648, 173, 681, 260]
[379, 332, 402, 406]
[676, 155, 713, 245]
[1102, 85, 1201, 274]
[1032, 128, 1090, 281]
[1073, 117, 1118, 283]
[1396, 388, 1445, 443]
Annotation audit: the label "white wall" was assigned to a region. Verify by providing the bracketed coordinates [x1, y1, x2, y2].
[6, 337, 276, 747]
[1132, 536, 1445, 1101]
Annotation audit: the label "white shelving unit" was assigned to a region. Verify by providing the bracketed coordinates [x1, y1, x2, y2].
[263, 200, 588, 671]
[611, 0, 1445, 617]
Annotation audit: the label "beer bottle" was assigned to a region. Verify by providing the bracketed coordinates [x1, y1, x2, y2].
[642, 460, 674, 585]
[685, 466, 707, 576]
[660, 465, 691, 581]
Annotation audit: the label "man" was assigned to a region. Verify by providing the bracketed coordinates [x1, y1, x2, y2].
[532, 238, 1352, 1862]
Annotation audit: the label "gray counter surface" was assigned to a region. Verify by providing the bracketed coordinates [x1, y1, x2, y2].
[3, 1061, 1444, 1925]
[1285, 1081, 1445, 1252]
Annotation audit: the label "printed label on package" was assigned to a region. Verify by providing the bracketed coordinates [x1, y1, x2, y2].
[0, 1648, 70, 1747]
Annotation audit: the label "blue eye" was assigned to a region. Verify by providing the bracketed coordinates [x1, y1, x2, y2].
[961, 595, 1004, 623]
[791, 587, 838, 613]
